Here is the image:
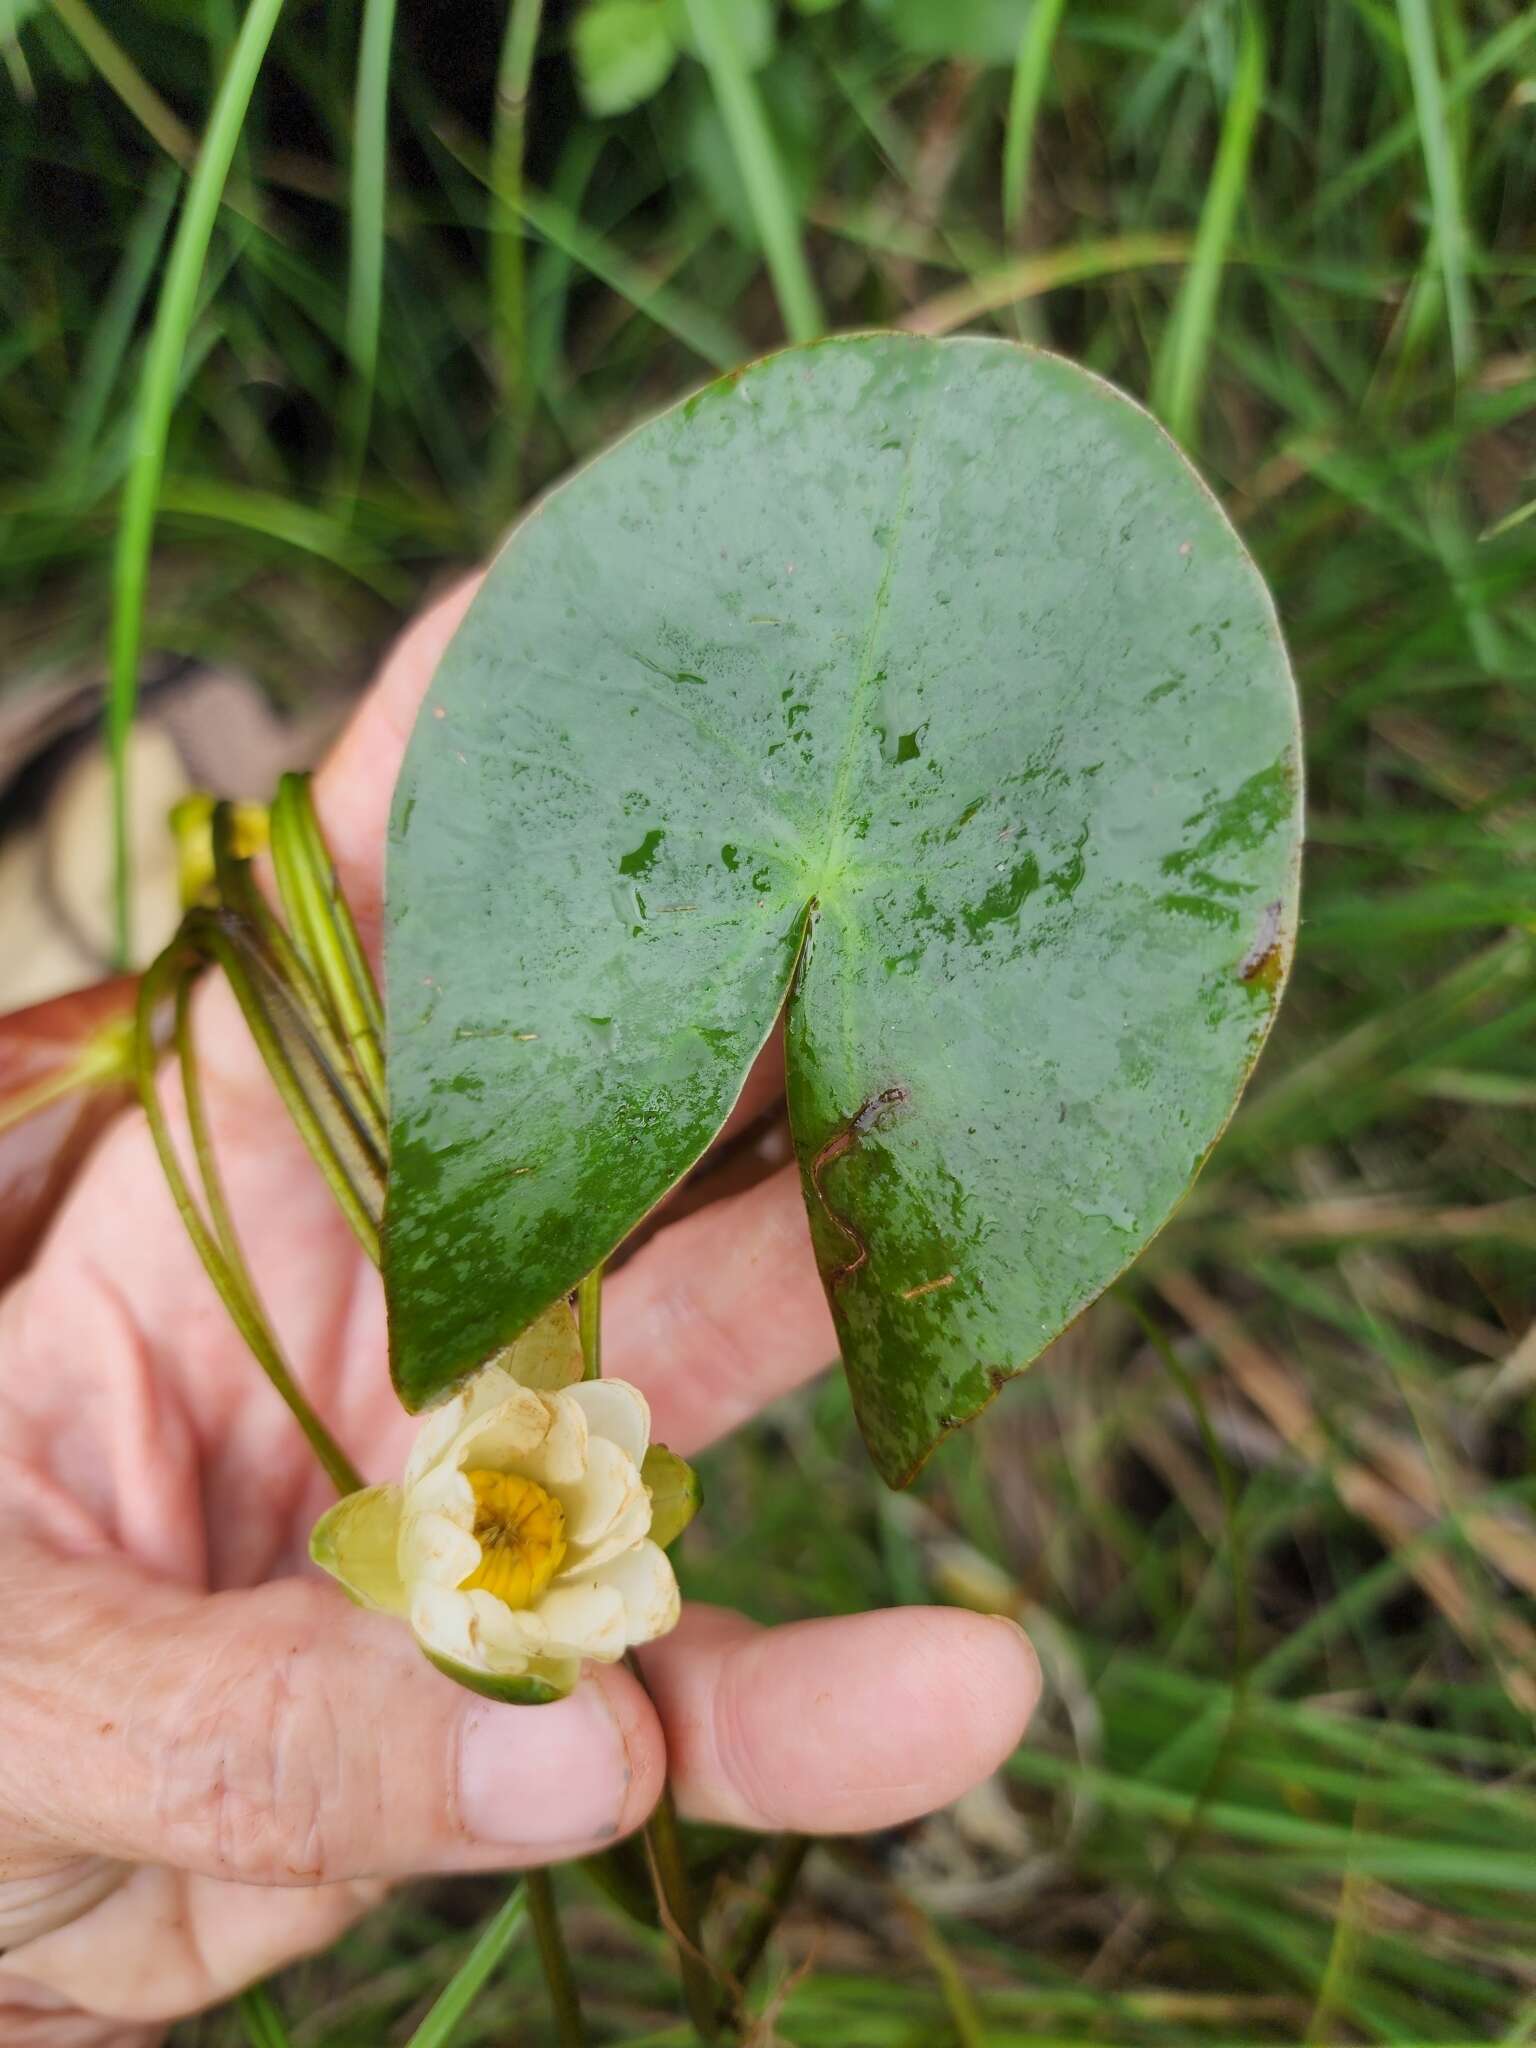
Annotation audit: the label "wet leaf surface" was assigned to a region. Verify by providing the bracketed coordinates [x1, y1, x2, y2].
[384, 334, 1301, 1482]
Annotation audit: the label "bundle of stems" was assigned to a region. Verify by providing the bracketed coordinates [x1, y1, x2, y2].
[132, 776, 800, 2045]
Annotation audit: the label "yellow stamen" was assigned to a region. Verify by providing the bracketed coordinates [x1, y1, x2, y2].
[459, 1470, 567, 1609]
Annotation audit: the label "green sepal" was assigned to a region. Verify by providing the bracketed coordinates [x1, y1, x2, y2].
[310, 1484, 408, 1616]
[421, 1649, 573, 1705]
[643, 1444, 702, 1549]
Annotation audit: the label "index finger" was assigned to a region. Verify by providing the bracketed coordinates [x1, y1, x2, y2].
[604, 1159, 836, 1456]
[313, 575, 482, 951]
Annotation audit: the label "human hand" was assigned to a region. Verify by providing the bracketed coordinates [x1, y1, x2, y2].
[0, 581, 1040, 2046]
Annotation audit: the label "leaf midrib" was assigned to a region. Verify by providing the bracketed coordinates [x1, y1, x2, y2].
[815, 357, 941, 904]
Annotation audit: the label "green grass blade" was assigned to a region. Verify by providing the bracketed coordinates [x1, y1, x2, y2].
[902, 231, 1189, 336]
[1001, 0, 1066, 237]
[236, 1984, 292, 2048]
[907, 1904, 987, 2048]
[343, 0, 397, 490]
[154, 477, 404, 594]
[682, 0, 823, 342]
[46, 161, 177, 495]
[437, 127, 744, 369]
[1312, 8, 1536, 220]
[1395, 0, 1475, 380]
[48, 0, 196, 167]
[1150, 0, 1264, 449]
[404, 1884, 528, 2048]
[106, 0, 286, 967]
[523, 126, 604, 439]
[1007, 1747, 1536, 1891]
[1482, 495, 1536, 543]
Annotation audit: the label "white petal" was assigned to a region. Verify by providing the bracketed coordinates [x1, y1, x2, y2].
[411, 1586, 547, 1677]
[562, 1485, 652, 1574]
[533, 1580, 628, 1662]
[409, 1461, 475, 1524]
[532, 1392, 589, 1486]
[463, 1390, 587, 1489]
[447, 1385, 590, 1489]
[410, 1584, 486, 1669]
[597, 1540, 680, 1649]
[566, 1379, 651, 1467]
[463, 1591, 549, 1672]
[405, 1363, 525, 1487]
[559, 1436, 645, 1548]
[400, 1507, 480, 1589]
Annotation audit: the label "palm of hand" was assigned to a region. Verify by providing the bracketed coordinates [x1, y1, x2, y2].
[0, 586, 1037, 2046]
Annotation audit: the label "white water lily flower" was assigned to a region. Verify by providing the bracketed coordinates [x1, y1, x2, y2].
[311, 1303, 692, 1703]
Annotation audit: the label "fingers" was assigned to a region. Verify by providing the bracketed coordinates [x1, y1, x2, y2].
[6, 1527, 1037, 1878]
[605, 1160, 835, 1455]
[10, 1573, 1037, 1873]
[1, 1545, 666, 1889]
[0, 1866, 381, 2035]
[0, 1602, 1039, 2042]
[640, 1604, 1041, 1834]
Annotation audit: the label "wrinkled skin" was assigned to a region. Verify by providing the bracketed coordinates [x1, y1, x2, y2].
[0, 583, 1040, 2046]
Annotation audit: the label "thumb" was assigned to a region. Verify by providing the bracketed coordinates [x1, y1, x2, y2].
[1, 1543, 665, 1891]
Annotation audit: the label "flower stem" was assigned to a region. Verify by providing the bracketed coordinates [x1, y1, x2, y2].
[191, 910, 383, 1264]
[0, 1008, 136, 1135]
[583, 1269, 719, 2039]
[525, 1867, 587, 2047]
[268, 773, 387, 1112]
[135, 946, 363, 1498]
[577, 1264, 603, 1380]
[210, 805, 388, 1163]
[641, 1780, 723, 2044]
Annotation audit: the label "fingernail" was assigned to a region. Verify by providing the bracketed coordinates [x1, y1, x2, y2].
[457, 1684, 630, 1847]
[989, 1615, 1043, 1703]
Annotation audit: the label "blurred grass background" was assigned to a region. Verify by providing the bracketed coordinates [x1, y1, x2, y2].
[5, 0, 1536, 2040]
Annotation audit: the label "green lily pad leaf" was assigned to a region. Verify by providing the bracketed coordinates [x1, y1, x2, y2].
[643, 1444, 703, 1548]
[384, 334, 1301, 1485]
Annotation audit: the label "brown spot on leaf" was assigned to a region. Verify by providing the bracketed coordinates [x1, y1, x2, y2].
[1240, 900, 1285, 990]
[810, 1085, 911, 1285]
